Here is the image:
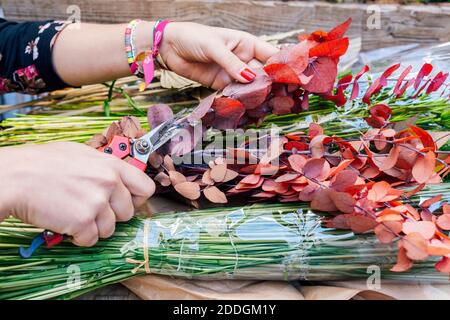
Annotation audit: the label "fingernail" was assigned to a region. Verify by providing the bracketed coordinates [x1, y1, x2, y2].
[240, 68, 256, 81]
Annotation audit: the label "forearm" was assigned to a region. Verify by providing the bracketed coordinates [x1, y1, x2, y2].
[52, 21, 155, 86]
[0, 147, 20, 222]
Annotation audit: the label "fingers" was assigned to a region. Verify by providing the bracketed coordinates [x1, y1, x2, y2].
[72, 222, 99, 247]
[253, 37, 279, 63]
[96, 206, 116, 238]
[110, 181, 134, 222]
[118, 161, 156, 199]
[208, 43, 257, 84]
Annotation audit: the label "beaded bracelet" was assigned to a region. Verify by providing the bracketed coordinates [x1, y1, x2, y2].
[124, 19, 145, 78]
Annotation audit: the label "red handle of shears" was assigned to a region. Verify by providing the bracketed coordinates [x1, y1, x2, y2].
[97, 135, 147, 171]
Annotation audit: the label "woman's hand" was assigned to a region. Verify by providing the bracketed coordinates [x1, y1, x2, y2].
[0, 142, 155, 246]
[159, 22, 278, 89]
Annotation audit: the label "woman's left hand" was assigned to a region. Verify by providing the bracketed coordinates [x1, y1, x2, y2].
[159, 22, 278, 89]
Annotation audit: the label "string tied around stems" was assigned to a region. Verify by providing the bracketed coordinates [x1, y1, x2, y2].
[125, 219, 151, 274]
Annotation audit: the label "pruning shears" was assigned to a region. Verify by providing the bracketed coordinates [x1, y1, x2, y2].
[19, 113, 183, 258]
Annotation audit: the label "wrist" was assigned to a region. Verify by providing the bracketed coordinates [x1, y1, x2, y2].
[134, 21, 157, 55]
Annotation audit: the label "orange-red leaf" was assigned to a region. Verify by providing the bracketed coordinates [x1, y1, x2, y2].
[174, 181, 201, 200]
[437, 214, 450, 231]
[310, 189, 338, 212]
[435, 257, 450, 273]
[402, 221, 436, 240]
[374, 221, 402, 244]
[391, 246, 413, 272]
[403, 233, 429, 261]
[346, 215, 378, 233]
[264, 63, 301, 84]
[412, 151, 436, 184]
[203, 186, 228, 203]
[288, 154, 307, 173]
[329, 190, 356, 213]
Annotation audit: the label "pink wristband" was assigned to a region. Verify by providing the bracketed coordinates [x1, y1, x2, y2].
[141, 19, 171, 90]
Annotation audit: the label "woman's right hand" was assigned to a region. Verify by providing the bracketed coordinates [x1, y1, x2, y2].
[0, 142, 155, 246]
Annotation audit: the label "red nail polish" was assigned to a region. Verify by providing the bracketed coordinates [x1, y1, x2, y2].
[240, 68, 256, 81]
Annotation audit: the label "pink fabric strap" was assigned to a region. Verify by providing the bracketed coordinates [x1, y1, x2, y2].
[142, 19, 171, 90]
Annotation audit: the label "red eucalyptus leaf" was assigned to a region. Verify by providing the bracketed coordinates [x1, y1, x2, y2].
[298, 184, 319, 201]
[370, 103, 392, 120]
[86, 134, 107, 149]
[202, 169, 214, 185]
[435, 257, 450, 273]
[103, 122, 123, 141]
[326, 17, 352, 40]
[350, 65, 369, 100]
[252, 191, 277, 199]
[437, 214, 450, 231]
[330, 170, 358, 192]
[309, 134, 327, 158]
[374, 221, 402, 244]
[395, 79, 414, 98]
[285, 141, 309, 151]
[264, 63, 301, 84]
[211, 97, 246, 130]
[203, 186, 228, 204]
[420, 194, 442, 208]
[363, 64, 400, 104]
[426, 72, 449, 94]
[346, 215, 378, 233]
[222, 69, 271, 110]
[210, 163, 228, 182]
[402, 221, 436, 240]
[155, 172, 171, 187]
[302, 57, 338, 94]
[267, 42, 310, 76]
[403, 233, 429, 261]
[378, 146, 400, 171]
[241, 174, 261, 185]
[147, 104, 173, 128]
[288, 154, 307, 173]
[408, 125, 436, 151]
[275, 173, 300, 183]
[309, 122, 324, 139]
[169, 170, 187, 186]
[329, 190, 356, 213]
[394, 65, 412, 96]
[414, 63, 433, 90]
[303, 158, 329, 180]
[119, 116, 141, 139]
[329, 159, 354, 177]
[412, 151, 436, 184]
[324, 74, 352, 107]
[309, 37, 349, 59]
[187, 93, 216, 125]
[311, 189, 339, 212]
[269, 96, 295, 115]
[256, 163, 279, 176]
[391, 246, 413, 272]
[444, 204, 450, 215]
[174, 181, 201, 200]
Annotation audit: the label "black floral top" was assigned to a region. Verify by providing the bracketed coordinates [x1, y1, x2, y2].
[0, 19, 69, 94]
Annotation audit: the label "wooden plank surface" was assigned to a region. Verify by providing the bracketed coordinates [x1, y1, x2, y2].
[3, 1, 449, 50]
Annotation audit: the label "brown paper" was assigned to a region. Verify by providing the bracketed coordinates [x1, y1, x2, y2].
[121, 196, 450, 300]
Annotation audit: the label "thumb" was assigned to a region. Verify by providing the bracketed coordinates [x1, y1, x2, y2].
[208, 44, 256, 83]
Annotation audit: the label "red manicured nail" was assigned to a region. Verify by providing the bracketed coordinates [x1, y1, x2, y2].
[240, 68, 256, 81]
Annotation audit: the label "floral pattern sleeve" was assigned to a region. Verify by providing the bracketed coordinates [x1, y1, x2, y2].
[0, 18, 70, 94]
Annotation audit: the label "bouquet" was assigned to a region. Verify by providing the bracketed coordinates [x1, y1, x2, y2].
[0, 18, 449, 300]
